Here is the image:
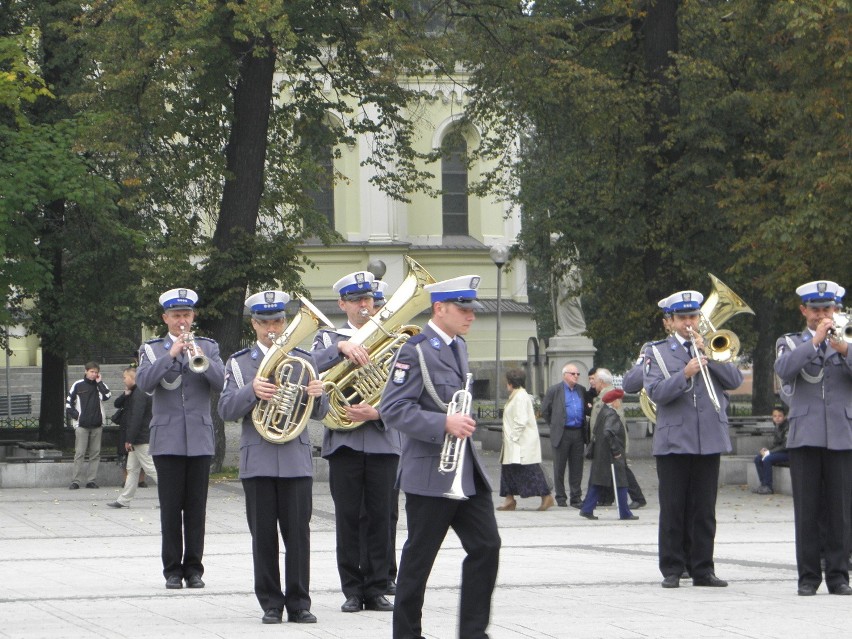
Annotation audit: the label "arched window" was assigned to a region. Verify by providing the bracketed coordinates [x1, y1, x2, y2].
[306, 140, 335, 228]
[441, 130, 468, 236]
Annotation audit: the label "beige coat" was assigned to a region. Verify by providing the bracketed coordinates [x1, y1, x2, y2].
[500, 387, 543, 465]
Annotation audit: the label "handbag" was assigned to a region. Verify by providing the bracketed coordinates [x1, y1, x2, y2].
[584, 441, 595, 460]
[110, 408, 125, 425]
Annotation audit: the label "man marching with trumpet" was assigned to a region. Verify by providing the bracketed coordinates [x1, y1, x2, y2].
[775, 280, 852, 596]
[136, 288, 225, 590]
[311, 271, 400, 614]
[380, 275, 501, 639]
[217, 291, 327, 624]
[643, 290, 743, 589]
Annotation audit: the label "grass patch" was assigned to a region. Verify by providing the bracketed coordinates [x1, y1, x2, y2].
[210, 466, 239, 481]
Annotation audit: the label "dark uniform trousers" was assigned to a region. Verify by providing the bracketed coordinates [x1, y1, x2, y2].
[789, 447, 852, 589]
[242, 476, 312, 613]
[393, 471, 500, 639]
[656, 453, 720, 579]
[329, 447, 398, 598]
[153, 454, 212, 579]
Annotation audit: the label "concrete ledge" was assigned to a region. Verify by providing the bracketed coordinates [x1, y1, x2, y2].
[719, 455, 753, 486]
[0, 459, 125, 489]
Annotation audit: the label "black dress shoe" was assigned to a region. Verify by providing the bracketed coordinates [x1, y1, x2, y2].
[579, 511, 598, 520]
[628, 501, 646, 509]
[85, 482, 99, 489]
[829, 583, 852, 595]
[287, 609, 317, 623]
[620, 515, 639, 520]
[797, 584, 817, 596]
[262, 608, 283, 624]
[364, 595, 394, 611]
[387, 578, 397, 595]
[185, 575, 205, 589]
[341, 595, 363, 612]
[556, 501, 568, 507]
[693, 573, 728, 587]
[69, 482, 80, 490]
[165, 576, 183, 590]
[570, 502, 582, 509]
[661, 574, 680, 589]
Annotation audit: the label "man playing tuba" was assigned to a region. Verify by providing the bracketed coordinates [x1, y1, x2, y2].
[311, 271, 400, 614]
[217, 291, 327, 625]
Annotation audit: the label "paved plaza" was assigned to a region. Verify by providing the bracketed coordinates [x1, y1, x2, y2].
[0, 451, 848, 639]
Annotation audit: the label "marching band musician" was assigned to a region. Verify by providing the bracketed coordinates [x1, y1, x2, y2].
[775, 280, 852, 596]
[380, 275, 501, 639]
[643, 290, 742, 590]
[217, 291, 326, 623]
[311, 271, 400, 614]
[136, 288, 225, 590]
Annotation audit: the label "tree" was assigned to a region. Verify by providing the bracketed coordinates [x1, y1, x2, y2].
[75, 0, 450, 468]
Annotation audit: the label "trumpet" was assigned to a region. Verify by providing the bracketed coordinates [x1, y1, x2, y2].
[439, 373, 474, 501]
[179, 324, 209, 373]
[687, 327, 721, 413]
[827, 313, 852, 344]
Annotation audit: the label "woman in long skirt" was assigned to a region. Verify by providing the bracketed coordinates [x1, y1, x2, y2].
[496, 369, 555, 511]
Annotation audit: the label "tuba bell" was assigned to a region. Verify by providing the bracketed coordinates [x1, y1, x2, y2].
[639, 274, 753, 424]
[252, 297, 335, 444]
[321, 256, 436, 430]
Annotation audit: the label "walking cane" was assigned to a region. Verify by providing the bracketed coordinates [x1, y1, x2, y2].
[611, 462, 621, 516]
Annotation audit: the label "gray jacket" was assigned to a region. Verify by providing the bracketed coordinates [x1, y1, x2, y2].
[218, 344, 327, 478]
[644, 335, 742, 456]
[774, 330, 852, 450]
[136, 335, 225, 457]
[379, 324, 492, 498]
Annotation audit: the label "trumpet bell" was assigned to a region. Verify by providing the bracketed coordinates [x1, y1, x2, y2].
[189, 354, 210, 374]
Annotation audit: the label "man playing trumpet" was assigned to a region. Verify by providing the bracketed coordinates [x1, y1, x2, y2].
[380, 275, 500, 639]
[217, 290, 326, 624]
[643, 290, 742, 589]
[775, 280, 852, 596]
[136, 288, 225, 590]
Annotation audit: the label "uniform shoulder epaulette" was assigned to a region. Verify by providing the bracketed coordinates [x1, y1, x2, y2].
[195, 336, 216, 343]
[783, 332, 799, 337]
[145, 337, 163, 344]
[291, 346, 311, 356]
[649, 338, 667, 346]
[408, 333, 427, 345]
[230, 347, 251, 359]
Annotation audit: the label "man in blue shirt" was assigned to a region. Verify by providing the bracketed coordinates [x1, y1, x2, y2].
[542, 364, 589, 507]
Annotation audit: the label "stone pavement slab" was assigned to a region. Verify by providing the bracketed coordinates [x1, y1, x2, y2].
[0, 452, 845, 639]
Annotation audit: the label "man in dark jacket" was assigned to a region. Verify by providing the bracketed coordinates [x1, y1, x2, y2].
[66, 361, 111, 489]
[108, 367, 157, 508]
[541, 364, 589, 507]
[752, 406, 790, 495]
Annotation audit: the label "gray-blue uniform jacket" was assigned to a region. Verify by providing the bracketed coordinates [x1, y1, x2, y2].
[774, 330, 852, 450]
[621, 342, 652, 394]
[643, 335, 743, 456]
[379, 324, 492, 498]
[217, 344, 328, 478]
[136, 335, 225, 457]
[311, 325, 401, 458]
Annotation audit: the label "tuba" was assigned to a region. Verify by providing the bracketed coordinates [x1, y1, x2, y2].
[639, 274, 754, 424]
[321, 256, 436, 430]
[252, 297, 335, 444]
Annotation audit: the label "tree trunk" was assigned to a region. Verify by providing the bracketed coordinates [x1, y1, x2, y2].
[750, 294, 787, 415]
[37, 200, 68, 447]
[204, 39, 276, 471]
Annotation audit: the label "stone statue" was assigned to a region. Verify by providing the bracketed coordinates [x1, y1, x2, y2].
[551, 236, 587, 337]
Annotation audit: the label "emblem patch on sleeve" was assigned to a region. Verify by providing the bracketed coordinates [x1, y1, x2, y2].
[644, 359, 651, 374]
[392, 362, 410, 385]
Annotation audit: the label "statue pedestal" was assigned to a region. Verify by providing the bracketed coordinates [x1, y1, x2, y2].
[545, 334, 596, 389]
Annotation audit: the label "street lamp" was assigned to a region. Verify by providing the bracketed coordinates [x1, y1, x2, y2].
[489, 244, 510, 417]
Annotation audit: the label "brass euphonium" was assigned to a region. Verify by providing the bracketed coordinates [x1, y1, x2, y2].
[252, 297, 335, 444]
[321, 256, 436, 430]
[639, 274, 754, 424]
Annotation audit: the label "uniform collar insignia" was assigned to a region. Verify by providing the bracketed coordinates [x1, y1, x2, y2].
[429, 337, 442, 350]
[251, 349, 259, 359]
